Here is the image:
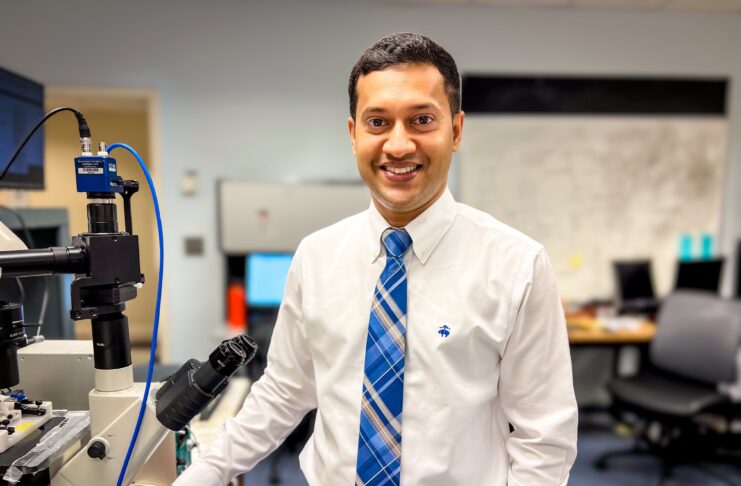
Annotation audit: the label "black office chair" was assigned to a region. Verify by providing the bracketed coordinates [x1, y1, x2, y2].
[595, 291, 741, 484]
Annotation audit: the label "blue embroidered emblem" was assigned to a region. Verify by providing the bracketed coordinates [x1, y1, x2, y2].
[437, 325, 451, 338]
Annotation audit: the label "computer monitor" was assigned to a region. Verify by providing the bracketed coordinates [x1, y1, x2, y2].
[613, 260, 658, 314]
[674, 258, 724, 294]
[0, 67, 44, 189]
[614, 260, 655, 300]
[246, 253, 293, 307]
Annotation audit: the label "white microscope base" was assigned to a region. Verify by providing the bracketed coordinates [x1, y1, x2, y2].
[51, 383, 176, 486]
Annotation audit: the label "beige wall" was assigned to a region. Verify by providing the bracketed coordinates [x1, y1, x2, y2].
[0, 109, 158, 365]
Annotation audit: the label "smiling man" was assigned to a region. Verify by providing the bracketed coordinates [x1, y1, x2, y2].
[175, 33, 578, 486]
[349, 60, 461, 228]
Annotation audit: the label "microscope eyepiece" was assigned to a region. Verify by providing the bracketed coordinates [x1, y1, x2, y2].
[208, 334, 257, 376]
[155, 333, 258, 431]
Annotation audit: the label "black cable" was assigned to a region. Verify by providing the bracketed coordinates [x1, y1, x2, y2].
[15, 278, 25, 304]
[0, 107, 91, 182]
[0, 105, 88, 326]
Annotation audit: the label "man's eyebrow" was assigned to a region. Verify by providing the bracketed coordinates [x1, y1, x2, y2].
[360, 107, 387, 117]
[360, 103, 440, 118]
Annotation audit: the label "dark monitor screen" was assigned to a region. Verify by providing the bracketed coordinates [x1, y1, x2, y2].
[246, 253, 293, 307]
[614, 260, 655, 301]
[675, 259, 724, 294]
[0, 67, 44, 189]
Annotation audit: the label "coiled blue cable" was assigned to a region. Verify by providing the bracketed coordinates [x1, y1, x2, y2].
[107, 143, 164, 486]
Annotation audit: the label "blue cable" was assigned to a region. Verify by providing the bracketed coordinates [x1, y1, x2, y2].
[107, 143, 164, 486]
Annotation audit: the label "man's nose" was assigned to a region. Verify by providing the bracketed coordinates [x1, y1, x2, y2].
[383, 123, 416, 159]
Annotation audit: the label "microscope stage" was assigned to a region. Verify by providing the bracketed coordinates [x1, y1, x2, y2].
[0, 397, 53, 454]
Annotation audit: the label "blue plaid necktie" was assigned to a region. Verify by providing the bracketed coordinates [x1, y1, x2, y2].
[356, 228, 413, 486]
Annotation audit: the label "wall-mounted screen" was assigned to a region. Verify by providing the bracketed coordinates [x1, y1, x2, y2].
[246, 253, 293, 307]
[0, 67, 44, 189]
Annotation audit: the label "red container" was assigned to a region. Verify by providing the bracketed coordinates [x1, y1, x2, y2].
[227, 282, 247, 330]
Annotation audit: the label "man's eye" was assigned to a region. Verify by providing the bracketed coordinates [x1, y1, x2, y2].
[415, 115, 433, 125]
[367, 118, 385, 128]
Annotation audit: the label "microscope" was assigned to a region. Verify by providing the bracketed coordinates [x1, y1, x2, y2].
[0, 110, 256, 485]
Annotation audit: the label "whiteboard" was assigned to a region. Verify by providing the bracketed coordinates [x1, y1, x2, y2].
[218, 181, 370, 253]
[460, 116, 728, 300]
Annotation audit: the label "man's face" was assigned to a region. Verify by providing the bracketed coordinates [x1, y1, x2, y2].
[348, 62, 464, 226]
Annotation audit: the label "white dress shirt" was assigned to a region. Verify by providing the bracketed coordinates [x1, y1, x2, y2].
[175, 188, 578, 486]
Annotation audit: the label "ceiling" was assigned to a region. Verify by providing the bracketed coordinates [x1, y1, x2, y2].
[386, 0, 741, 12]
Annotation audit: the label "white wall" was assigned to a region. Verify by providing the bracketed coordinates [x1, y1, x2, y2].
[2, 0, 740, 361]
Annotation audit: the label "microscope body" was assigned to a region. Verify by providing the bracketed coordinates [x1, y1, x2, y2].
[51, 384, 174, 486]
[0, 140, 256, 485]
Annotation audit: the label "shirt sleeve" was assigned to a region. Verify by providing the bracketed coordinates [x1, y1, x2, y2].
[498, 248, 578, 486]
[174, 245, 317, 486]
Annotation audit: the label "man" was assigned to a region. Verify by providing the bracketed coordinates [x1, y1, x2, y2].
[176, 33, 577, 486]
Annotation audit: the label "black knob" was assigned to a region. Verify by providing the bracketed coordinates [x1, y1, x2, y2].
[87, 440, 107, 460]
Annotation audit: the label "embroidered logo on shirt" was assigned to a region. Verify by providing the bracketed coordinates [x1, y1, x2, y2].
[437, 325, 451, 338]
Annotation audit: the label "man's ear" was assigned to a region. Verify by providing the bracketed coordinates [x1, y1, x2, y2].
[452, 111, 465, 152]
[348, 116, 357, 155]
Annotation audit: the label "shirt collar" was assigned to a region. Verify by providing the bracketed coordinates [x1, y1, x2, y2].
[367, 188, 458, 265]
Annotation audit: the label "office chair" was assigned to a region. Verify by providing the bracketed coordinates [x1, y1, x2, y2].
[595, 291, 741, 484]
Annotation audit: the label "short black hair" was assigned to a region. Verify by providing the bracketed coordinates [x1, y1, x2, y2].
[348, 33, 461, 119]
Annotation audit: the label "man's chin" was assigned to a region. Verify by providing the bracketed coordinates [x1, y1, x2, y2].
[375, 194, 419, 213]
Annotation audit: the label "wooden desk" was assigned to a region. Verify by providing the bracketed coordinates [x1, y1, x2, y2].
[567, 316, 657, 407]
[567, 316, 657, 345]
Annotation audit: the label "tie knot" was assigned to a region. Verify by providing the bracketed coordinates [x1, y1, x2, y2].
[382, 228, 412, 258]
